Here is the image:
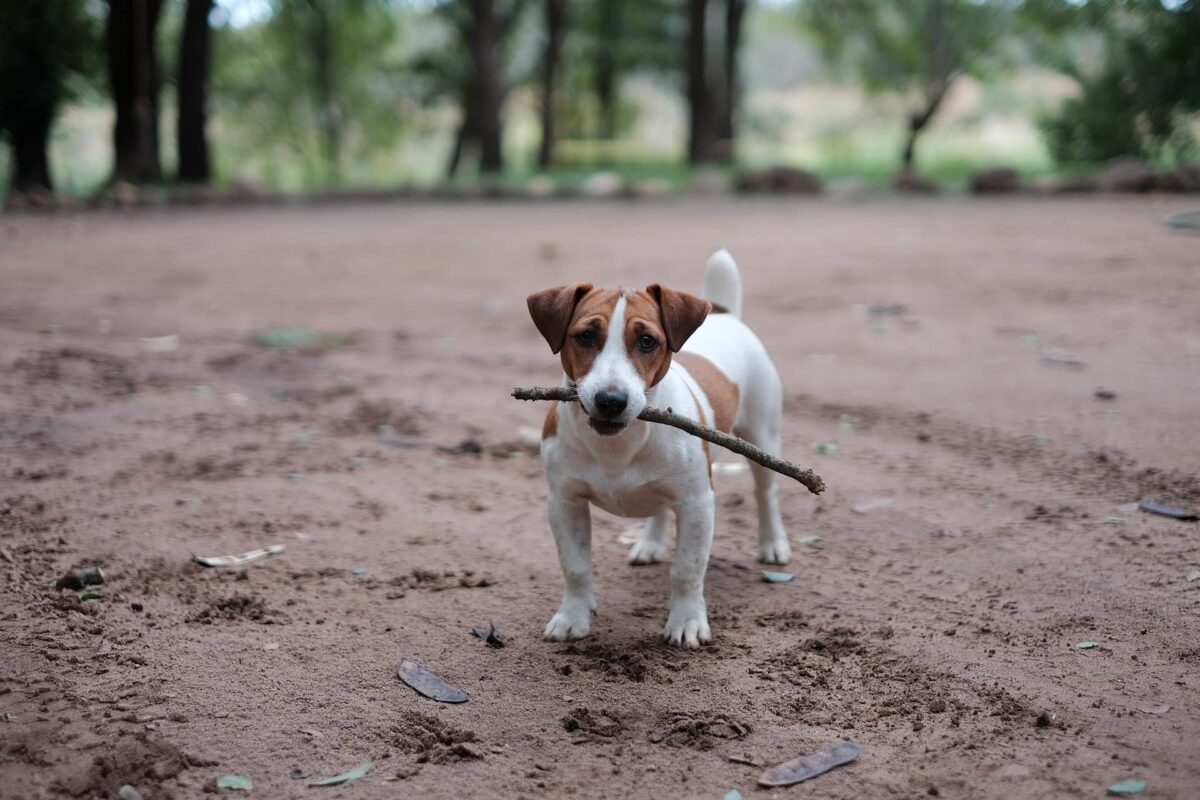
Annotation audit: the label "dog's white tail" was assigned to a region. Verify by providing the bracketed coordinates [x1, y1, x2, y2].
[703, 248, 742, 319]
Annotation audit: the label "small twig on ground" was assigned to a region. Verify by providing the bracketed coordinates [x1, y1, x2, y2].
[512, 386, 826, 495]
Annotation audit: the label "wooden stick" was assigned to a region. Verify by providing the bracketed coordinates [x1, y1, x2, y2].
[512, 386, 826, 495]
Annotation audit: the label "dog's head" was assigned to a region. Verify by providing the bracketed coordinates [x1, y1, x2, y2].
[527, 284, 711, 436]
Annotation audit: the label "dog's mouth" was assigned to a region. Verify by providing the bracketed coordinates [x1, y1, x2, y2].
[587, 417, 626, 436]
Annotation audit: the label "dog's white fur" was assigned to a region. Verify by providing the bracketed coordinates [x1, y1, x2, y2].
[536, 250, 787, 647]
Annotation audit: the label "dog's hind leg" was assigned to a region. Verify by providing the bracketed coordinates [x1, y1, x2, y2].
[629, 511, 669, 564]
[737, 419, 791, 565]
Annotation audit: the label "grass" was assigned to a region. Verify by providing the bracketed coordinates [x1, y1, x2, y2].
[0, 74, 1094, 202]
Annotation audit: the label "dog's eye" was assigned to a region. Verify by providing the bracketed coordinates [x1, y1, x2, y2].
[637, 334, 658, 353]
[574, 330, 595, 347]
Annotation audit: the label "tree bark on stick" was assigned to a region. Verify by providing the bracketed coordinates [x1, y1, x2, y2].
[177, 0, 213, 183]
[512, 386, 826, 495]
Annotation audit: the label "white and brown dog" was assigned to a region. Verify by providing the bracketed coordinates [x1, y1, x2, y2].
[527, 250, 788, 648]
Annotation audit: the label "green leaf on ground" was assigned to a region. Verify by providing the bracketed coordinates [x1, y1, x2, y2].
[799, 535, 823, 546]
[309, 761, 373, 787]
[1107, 779, 1146, 795]
[252, 328, 357, 349]
[1076, 641, 1098, 649]
[216, 775, 252, 791]
[761, 571, 795, 583]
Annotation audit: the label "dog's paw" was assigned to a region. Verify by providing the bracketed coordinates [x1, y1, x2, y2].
[628, 537, 667, 565]
[758, 537, 791, 565]
[543, 599, 593, 641]
[663, 600, 711, 648]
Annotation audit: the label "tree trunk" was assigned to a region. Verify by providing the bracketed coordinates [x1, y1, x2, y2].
[307, 0, 341, 184]
[447, 113, 473, 178]
[107, 0, 164, 184]
[468, 0, 504, 173]
[686, 0, 718, 164]
[8, 113, 54, 194]
[537, 0, 568, 169]
[902, 0, 949, 172]
[716, 0, 745, 160]
[594, 0, 618, 141]
[177, 0, 213, 183]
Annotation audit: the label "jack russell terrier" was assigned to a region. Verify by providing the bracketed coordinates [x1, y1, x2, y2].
[526, 250, 789, 648]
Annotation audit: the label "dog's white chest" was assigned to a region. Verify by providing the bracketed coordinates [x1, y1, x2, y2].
[583, 478, 675, 518]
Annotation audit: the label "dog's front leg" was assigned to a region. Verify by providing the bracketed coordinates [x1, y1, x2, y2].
[664, 490, 715, 648]
[543, 493, 596, 641]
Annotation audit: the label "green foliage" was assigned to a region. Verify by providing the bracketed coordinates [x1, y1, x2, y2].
[0, 0, 99, 143]
[800, 0, 1014, 169]
[1039, 0, 1200, 162]
[212, 0, 404, 188]
[802, 0, 1010, 97]
[557, 0, 680, 141]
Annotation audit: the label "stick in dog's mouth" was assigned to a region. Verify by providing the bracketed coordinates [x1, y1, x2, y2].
[512, 385, 827, 495]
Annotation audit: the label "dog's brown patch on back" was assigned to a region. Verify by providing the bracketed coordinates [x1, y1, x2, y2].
[560, 289, 621, 382]
[674, 352, 739, 434]
[542, 401, 559, 440]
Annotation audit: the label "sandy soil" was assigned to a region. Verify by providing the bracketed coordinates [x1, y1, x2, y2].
[2, 197, 1199, 800]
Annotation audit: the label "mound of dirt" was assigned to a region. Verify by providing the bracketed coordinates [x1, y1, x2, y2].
[561, 707, 624, 739]
[648, 713, 751, 749]
[387, 711, 482, 763]
[186, 594, 278, 624]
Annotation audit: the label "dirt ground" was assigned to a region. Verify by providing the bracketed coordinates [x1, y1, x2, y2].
[2, 196, 1199, 800]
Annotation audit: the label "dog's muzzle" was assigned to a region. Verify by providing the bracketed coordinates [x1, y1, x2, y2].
[587, 389, 629, 436]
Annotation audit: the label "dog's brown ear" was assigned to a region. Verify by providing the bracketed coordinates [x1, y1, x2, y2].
[527, 283, 594, 354]
[647, 284, 711, 352]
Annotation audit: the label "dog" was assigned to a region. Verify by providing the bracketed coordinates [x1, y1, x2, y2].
[526, 249, 788, 648]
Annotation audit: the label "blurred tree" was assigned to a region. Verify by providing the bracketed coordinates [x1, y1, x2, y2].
[431, 0, 528, 176]
[281, 0, 343, 181]
[538, 0, 569, 167]
[215, 0, 400, 187]
[0, 0, 96, 193]
[1030, 0, 1200, 162]
[108, 0, 166, 183]
[593, 0, 619, 141]
[717, 0, 747, 151]
[556, 0, 675, 148]
[686, 0, 717, 162]
[686, 0, 748, 163]
[177, 0, 214, 182]
[803, 0, 1008, 173]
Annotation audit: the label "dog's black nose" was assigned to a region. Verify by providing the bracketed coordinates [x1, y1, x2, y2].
[594, 390, 628, 418]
